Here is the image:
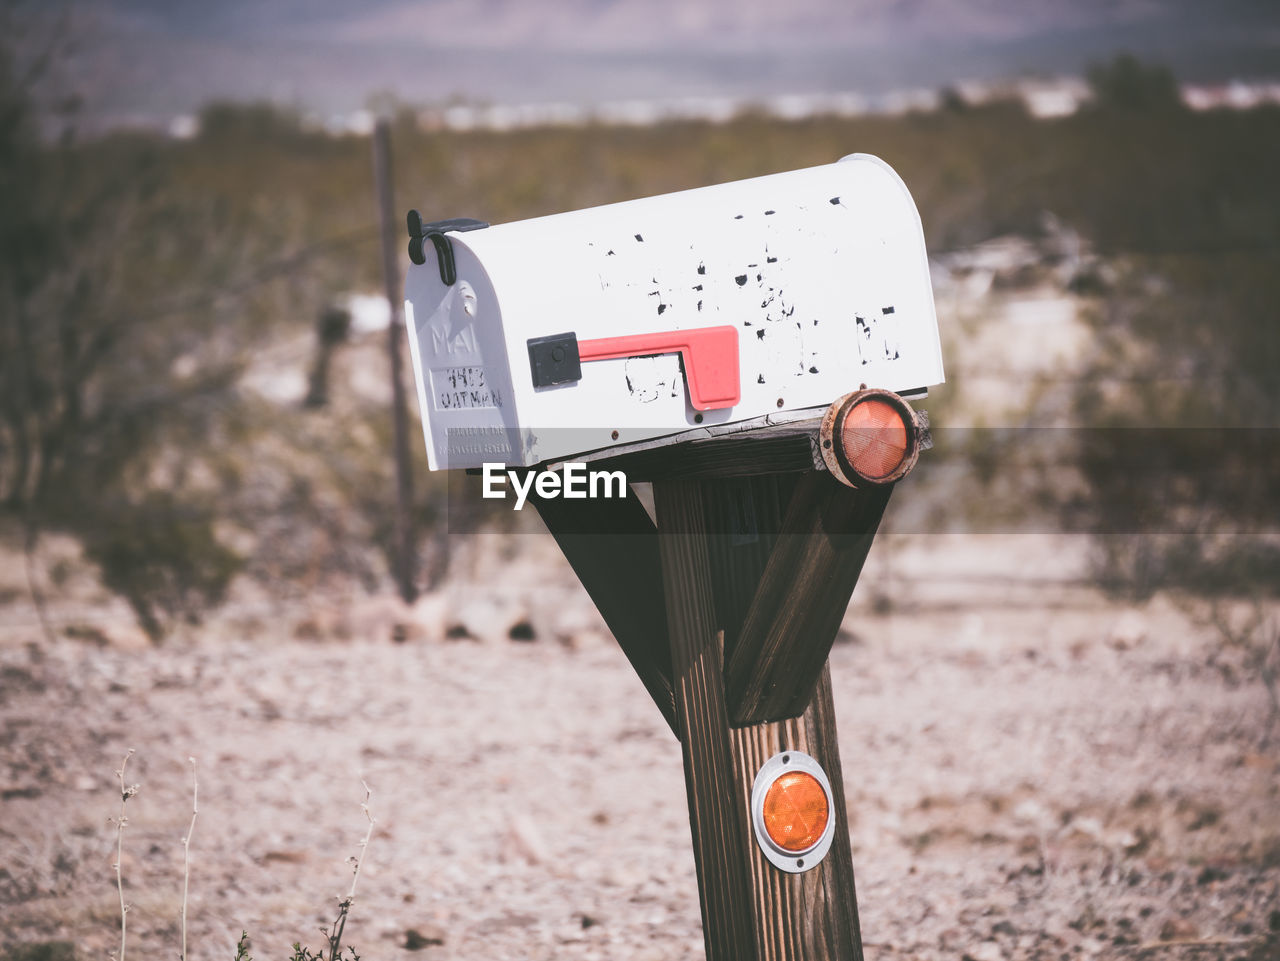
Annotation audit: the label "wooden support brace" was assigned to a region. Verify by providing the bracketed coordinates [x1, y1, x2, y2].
[603, 429, 818, 482]
[655, 479, 761, 961]
[724, 471, 892, 726]
[530, 485, 677, 734]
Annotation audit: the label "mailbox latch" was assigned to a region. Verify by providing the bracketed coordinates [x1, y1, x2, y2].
[406, 211, 489, 285]
[528, 332, 583, 388]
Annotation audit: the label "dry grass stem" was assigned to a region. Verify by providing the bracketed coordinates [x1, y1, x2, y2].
[315, 779, 376, 961]
[180, 756, 198, 961]
[112, 749, 138, 961]
[346, 778, 375, 904]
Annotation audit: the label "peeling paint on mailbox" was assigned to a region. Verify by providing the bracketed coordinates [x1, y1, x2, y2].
[404, 153, 944, 470]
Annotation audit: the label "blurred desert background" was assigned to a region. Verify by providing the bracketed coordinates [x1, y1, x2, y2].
[1, 1, 1278, 959]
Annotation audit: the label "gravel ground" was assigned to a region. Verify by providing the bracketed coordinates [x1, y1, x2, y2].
[2, 532, 1278, 961]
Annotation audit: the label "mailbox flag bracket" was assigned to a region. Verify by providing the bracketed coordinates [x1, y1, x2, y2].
[527, 325, 741, 411]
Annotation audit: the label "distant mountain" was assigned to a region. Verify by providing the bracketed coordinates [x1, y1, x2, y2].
[72, 0, 1280, 123]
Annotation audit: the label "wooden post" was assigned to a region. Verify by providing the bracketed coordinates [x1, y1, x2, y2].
[526, 421, 881, 960]
[726, 666, 863, 961]
[704, 477, 864, 961]
[652, 474, 866, 961]
[373, 118, 417, 603]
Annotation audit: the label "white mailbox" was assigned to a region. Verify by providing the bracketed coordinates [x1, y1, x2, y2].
[404, 153, 943, 470]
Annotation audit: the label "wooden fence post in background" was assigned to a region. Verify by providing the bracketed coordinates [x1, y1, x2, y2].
[373, 118, 417, 603]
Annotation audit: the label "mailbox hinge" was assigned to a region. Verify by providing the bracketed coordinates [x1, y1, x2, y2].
[406, 211, 488, 285]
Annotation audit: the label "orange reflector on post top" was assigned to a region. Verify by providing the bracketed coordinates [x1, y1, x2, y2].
[842, 397, 909, 480]
[750, 751, 837, 873]
[820, 387, 922, 488]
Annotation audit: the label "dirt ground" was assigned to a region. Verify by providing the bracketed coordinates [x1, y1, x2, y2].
[1, 530, 1278, 961]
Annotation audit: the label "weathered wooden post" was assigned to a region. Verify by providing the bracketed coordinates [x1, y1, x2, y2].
[648, 472, 871, 960]
[372, 118, 418, 603]
[401, 154, 943, 959]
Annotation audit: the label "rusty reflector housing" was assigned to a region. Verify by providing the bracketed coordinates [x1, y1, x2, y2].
[819, 388, 922, 487]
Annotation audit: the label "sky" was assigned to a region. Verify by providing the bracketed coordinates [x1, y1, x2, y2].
[57, 0, 1280, 122]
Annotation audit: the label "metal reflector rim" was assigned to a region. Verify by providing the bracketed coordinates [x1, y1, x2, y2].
[750, 750, 837, 873]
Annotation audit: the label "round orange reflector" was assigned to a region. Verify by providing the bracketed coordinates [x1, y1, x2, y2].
[761, 771, 831, 853]
[841, 397, 909, 481]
